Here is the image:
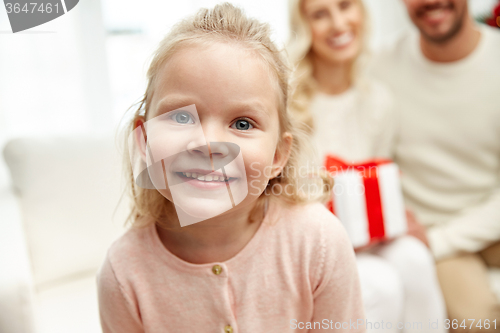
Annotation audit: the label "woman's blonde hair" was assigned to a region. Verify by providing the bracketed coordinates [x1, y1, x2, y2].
[122, 2, 332, 229]
[287, 0, 369, 131]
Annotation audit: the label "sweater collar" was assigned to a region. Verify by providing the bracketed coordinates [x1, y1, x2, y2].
[409, 23, 489, 73]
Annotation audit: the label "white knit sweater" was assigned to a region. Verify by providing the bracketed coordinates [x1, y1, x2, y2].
[309, 79, 398, 165]
[371, 24, 500, 260]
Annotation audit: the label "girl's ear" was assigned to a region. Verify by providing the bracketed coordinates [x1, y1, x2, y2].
[134, 116, 148, 163]
[271, 132, 293, 179]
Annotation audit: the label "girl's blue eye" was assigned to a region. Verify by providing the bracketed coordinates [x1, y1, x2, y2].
[172, 111, 194, 124]
[232, 119, 253, 131]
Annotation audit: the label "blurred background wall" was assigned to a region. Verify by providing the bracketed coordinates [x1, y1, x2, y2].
[0, 0, 497, 190]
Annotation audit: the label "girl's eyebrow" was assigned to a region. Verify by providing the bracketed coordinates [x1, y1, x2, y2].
[230, 101, 272, 122]
[154, 96, 272, 121]
[154, 96, 195, 116]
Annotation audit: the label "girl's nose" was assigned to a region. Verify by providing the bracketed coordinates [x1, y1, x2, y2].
[200, 124, 229, 158]
[210, 141, 241, 171]
[208, 141, 230, 158]
[186, 134, 210, 157]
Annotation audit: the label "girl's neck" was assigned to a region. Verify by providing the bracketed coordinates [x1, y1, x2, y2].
[311, 55, 352, 95]
[156, 199, 264, 264]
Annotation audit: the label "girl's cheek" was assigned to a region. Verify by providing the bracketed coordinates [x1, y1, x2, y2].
[244, 154, 275, 186]
[245, 165, 269, 198]
[239, 133, 278, 184]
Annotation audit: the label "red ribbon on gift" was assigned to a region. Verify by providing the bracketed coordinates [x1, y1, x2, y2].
[325, 155, 393, 242]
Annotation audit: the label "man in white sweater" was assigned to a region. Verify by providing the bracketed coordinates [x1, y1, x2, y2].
[371, 0, 500, 329]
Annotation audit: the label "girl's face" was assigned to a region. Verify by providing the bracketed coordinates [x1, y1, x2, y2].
[136, 42, 290, 226]
[303, 0, 364, 65]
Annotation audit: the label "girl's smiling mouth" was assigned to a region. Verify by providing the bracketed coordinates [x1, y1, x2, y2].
[174, 169, 238, 189]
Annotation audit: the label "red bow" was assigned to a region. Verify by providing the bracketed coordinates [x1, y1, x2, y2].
[487, 1, 500, 28]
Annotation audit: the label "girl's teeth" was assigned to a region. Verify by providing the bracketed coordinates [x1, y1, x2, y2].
[181, 172, 229, 182]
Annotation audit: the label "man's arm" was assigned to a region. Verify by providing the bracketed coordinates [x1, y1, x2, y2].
[427, 186, 500, 261]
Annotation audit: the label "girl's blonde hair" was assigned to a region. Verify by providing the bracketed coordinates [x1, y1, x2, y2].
[122, 3, 332, 229]
[287, 0, 369, 131]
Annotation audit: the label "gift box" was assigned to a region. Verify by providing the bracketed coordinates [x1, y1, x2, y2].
[325, 156, 408, 248]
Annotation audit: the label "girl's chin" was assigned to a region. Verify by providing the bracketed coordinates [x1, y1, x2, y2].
[155, 190, 234, 221]
[175, 198, 234, 220]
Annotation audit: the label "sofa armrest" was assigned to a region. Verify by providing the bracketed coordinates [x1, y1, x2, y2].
[0, 187, 36, 333]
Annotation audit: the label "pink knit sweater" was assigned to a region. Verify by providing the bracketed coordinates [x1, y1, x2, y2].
[97, 200, 365, 332]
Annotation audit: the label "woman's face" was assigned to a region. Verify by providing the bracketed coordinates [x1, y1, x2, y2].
[303, 0, 364, 65]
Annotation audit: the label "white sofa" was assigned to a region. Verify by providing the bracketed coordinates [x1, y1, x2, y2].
[1, 136, 128, 333]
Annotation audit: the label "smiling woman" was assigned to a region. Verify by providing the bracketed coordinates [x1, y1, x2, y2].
[304, 0, 365, 67]
[287, 0, 368, 129]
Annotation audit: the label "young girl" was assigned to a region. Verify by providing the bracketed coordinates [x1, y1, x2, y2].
[97, 3, 365, 332]
[287, 0, 446, 332]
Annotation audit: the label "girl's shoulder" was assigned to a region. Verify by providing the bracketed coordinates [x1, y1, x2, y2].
[101, 223, 157, 278]
[97, 223, 158, 305]
[267, 200, 356, 288]
[276, 200, 339, 226]
[108, 223, 153, 256]
[269, 200, 352, 250]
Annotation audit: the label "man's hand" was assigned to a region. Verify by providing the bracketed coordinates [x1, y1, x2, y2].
[406, 210, 430, 248]
[354, 242, 380, 253]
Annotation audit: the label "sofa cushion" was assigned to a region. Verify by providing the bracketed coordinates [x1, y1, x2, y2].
[0, 188, 36, 333]
[35, 273, 101, 333]
[3, 136, 128, 287]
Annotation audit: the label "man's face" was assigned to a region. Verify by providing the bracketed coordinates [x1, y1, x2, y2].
[402, 0, 468, 43]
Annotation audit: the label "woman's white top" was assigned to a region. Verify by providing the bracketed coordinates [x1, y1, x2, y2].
[309, 79, 398, 165]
